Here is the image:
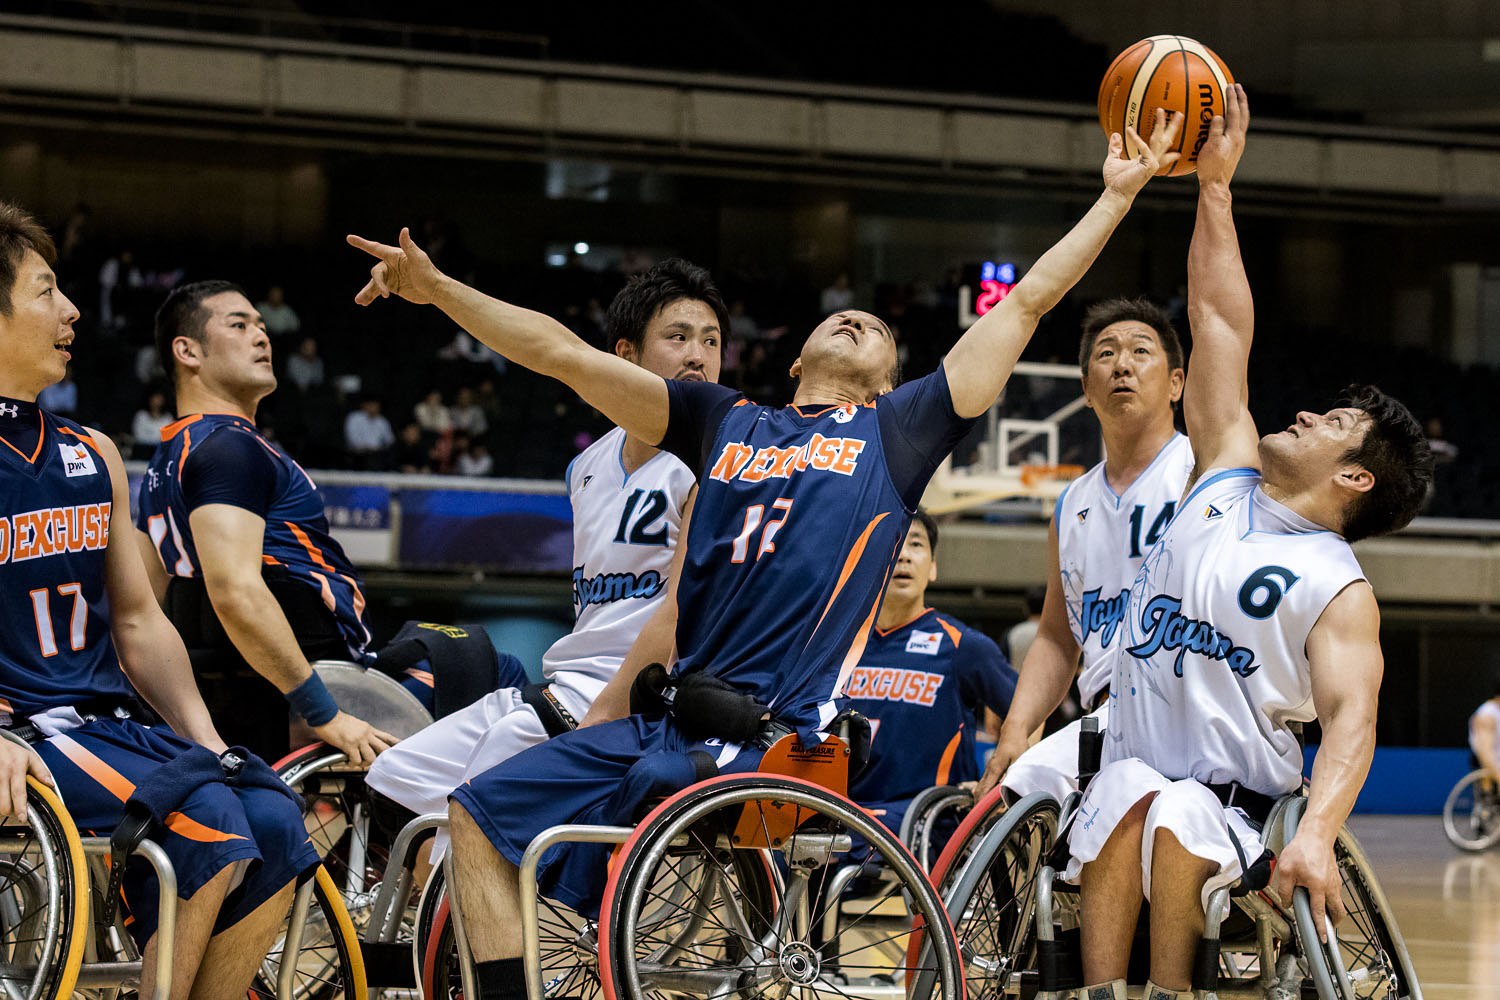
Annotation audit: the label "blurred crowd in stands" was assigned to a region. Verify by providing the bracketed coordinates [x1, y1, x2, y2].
[41, 203, 1497, 520]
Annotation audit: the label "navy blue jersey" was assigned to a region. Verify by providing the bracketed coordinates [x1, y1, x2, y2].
[0, 406, 136, 715]
[136, 414, 373, 659]
[846, 608, 1015, 806]
[659, 369, 975, 733]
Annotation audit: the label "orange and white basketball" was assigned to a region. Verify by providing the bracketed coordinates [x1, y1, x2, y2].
[1098, 35, 1234, 177]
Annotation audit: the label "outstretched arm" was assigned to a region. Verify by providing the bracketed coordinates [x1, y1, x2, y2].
[1183, 83, 1260, 480]
[944, 112, 1182, 419]
[1271, 581, 1381, 939]
[349, 229, 669, 445]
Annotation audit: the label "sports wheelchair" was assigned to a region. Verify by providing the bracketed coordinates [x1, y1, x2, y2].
[354, 725, 967, 1000]
[0, 730, 366, 1000]
[1442, 767, 1500, 853]
[910, 719, 1423, 1000]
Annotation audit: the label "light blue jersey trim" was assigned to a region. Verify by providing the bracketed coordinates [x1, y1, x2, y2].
[1182, 466, 1259, 510]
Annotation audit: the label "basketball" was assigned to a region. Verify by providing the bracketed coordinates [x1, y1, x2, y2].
[1098, 35, 1234, 177]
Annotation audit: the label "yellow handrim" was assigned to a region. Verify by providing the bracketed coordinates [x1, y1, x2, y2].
[25, 775, 89, 1000]
[314, 864, 368, 996]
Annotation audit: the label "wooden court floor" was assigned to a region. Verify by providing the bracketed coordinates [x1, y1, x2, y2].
[1346, 815, 1500, 999]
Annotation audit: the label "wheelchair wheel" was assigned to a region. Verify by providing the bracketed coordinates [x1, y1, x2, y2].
[925, 786, 1011, 898]
[253, 865, 368, 1000]
[0, 776, 88, 1000]
[914, 792, 1058, 1000]
[275, 745, 382, 935]
[1442, 769, 1500, 853]
[899, 785, 973, 872]
[599, 774, 964, 1000]
[1317, 829, 1421, 1000]
[416, 858, 607, 1000]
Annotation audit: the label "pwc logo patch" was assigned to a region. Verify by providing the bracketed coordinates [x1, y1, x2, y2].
[59, 443, 97, 478]
[904, 630, 942, 655]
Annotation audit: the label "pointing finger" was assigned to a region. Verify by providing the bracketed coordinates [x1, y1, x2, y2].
[346, 234, 398, 259]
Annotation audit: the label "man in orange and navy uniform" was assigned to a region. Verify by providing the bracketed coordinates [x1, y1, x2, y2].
[0, 203, 317, 999]
[844, 510, 1014, 836]
[135, 281, 424, 765]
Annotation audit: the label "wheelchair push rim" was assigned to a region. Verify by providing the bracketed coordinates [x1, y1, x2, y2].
[598, 773, 965, 1000]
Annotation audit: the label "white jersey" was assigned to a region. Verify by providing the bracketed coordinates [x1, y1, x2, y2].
[1108, 468, 1366, 796]
[1471, 700, 1500, 763]
[542, 427, 695, 691]
[1057, 432, 1194, 708]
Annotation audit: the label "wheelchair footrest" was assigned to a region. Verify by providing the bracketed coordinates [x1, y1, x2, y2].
[359, 941, 417, 987]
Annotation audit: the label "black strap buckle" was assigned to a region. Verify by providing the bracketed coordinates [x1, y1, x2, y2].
[101, 805, 156, 926]
[520, 683, 579, 739]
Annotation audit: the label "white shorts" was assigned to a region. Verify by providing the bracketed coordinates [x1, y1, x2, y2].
[1061, 757, 1267, 912]
[365, 670, 601, 859]
[1000, 704, 1109, 805]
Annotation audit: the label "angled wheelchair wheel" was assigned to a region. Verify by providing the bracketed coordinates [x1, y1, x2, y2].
[1442, 769, 1500, 853]
[599, 774, 964, 1000]
[912, 792, 1058, 1000]
[417, 858, 606, 1000]
[0, 776, 88, 1000]
[923, 786, 1012, 899]
[275, 745, 384, 937]
[899, 785, 973, 873]
[253, 865, 367, 1000]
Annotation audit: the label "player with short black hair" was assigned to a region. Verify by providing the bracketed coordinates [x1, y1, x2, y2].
[1079, 296, 1185, 376]
[365, 258, 723, 842]
[0, 201, 316, 1000]
[843, 512, 1015, 837]
[136, 279, 400, 765]
[1071, 87, 1434, 1000]
[977, 288, 1193, 804]
[349, 114, 1180, 1000]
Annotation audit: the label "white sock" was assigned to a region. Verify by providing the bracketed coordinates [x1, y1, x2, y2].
[1080, 980, 1127, 1000]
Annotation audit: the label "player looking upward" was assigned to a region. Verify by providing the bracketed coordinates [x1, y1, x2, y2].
[0, 204, 317, 1000]
[365, 259, 724, 846]
[136, 281, 399, 765]
[1068, 86, 1433, 1000]
[349, 115, 1181, 1000]
[977, 296, 1191, 804]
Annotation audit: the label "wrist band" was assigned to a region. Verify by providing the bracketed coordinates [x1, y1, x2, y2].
[287, 673, 338, 727]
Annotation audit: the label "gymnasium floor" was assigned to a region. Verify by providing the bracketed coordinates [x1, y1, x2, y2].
[1346, 815, 1500, 999]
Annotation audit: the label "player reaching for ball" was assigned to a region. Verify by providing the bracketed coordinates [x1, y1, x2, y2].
[1068, 85, 1434, 1000]
[349, 113, 1181, 1000]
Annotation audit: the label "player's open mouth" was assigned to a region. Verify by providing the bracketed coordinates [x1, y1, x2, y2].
[1111, 386, 1135, 394]
[54, 339, 72, 359]
[834, 327, 858, 341]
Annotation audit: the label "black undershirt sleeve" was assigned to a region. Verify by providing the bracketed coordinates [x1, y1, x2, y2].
[180, 429, 279, 519]
[658, 381, 744, 480]
[876, 365, 979, 510]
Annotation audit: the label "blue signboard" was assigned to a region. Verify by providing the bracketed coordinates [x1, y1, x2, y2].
[396, 489, 572, 573]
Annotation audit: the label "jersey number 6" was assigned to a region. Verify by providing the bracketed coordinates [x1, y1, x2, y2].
[1237, 564, 1300, 620]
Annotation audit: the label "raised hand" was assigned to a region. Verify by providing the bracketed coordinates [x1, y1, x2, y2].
[1197, 82, 1249, 187]
[347, 227, 444, 306]
[1102, 108, 1184, 197]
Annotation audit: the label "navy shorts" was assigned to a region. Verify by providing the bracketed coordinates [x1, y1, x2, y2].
[451, 715, 765, 918]
[37, 718, 320, 948]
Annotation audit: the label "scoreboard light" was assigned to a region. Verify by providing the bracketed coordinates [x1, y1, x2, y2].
[958, 260, 1018, 329]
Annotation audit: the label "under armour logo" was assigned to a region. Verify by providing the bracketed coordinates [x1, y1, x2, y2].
[0, 403, 17, 418]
